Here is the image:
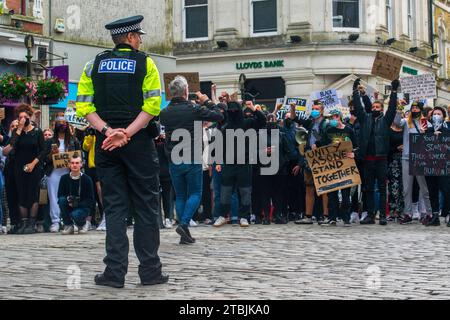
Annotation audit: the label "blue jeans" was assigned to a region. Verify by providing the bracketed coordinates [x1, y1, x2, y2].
[212, 165, 238, 220]
[58, 197, 90, 227]
[169, 163, 203, 226]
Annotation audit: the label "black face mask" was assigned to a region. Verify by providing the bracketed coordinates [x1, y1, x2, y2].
[24, 118, 30, 127]
[350, 110, 356, 116]
[372, 111, 382, 118]
[411, 111, 421, 119]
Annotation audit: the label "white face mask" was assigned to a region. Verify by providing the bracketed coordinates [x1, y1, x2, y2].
[432, 115, 443, 124]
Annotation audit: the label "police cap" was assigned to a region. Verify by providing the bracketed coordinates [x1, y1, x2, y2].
[105, 15, 146, 36]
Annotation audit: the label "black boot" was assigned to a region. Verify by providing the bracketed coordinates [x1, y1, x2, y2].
[23, 218, 36, 234]
[426, 213, 441, 227]
[360, 214, 375, 225]
[16, 219, 28, 234]
[275, 214, 287, 224]
[176, 225, 195, 244]
[379, 214, 387, 226]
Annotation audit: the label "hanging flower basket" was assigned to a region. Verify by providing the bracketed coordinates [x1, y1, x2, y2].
[33, 77, 68, 105]
[0, 73, 33, 103]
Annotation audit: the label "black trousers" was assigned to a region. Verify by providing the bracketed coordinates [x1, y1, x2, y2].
[4, 162, 19, 225]
[328, 188, 351, 222]
[96, 130, 162, 282]
[261, 174, 288, 219]
[160, 178, 174, 221]
[251, 166, 264, 220]
[287, 162, 305, 215]
[221, 164, 252, 219]
[364, 159, 387, 217]
[425, 176, 450, 215]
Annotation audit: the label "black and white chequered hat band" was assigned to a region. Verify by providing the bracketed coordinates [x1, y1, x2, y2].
[110, 23, 142, 35]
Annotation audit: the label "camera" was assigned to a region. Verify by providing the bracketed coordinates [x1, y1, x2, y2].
[67, 196, 80, 208]
[188, 93, 198, 101]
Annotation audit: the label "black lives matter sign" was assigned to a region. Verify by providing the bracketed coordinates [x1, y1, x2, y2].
[409, 133, 450, 176]
[305, 141, 361, 196]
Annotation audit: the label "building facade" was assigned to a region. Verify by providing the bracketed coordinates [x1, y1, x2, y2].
[173, 0, 443, 108]
[433, 0, 450, 106]
[1, 0, 176, 127]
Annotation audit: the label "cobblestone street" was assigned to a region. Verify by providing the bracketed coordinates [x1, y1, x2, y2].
[1, 222, 450, 300]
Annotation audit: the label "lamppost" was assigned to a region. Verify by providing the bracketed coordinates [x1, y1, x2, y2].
[239, 73, 246, 101]
[24, 35, 34, 79]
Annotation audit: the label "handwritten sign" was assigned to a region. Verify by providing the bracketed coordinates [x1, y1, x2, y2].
[164, 73, 200, 100]
[0, 108, 4, 120]
[52, 150, 81, 169]
[65, 102, 89, 131]
[409, 133, 450, 176]
[305, 141, 361, 196]
[318, 89, 340, 110]
[276, 97, 307, 120]
[400, 74, 437, 100]
[371, 51, 403, 81]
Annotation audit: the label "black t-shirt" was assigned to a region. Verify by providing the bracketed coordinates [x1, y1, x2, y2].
[319, 125, 356, 148]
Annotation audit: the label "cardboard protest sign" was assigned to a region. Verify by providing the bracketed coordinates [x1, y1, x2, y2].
[276, 97, 307, 120]
[400, 74, 437, 100]
[64, 102, 89, 131]
[52, 150, 82, 169]
[371, 51, 403, 81]
[164, 73, 200, 100]
[0, 108, 5, 120]
[318, 89, 340, 110]
[305, 141, 361, 196]
[409, 133, 450, 176]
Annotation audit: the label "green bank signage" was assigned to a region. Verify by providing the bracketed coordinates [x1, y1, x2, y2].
[236, 60, 285, 70]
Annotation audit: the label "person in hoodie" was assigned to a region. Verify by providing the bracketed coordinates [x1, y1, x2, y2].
[352, 78, 398, 226]
[259, 114, 293, 224]
[214, 97, 266, 228]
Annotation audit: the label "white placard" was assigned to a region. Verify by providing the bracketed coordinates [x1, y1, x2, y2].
[400, 74, 437, 101]
[64, 103, 89, 131]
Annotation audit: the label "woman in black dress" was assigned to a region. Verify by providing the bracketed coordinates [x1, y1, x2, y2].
[7, 104, 47, 234]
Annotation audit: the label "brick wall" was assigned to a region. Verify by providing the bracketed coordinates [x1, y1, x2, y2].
[6, 0, 22, 14]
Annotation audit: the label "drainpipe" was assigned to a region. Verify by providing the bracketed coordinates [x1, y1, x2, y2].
[429, 0, 434, 54]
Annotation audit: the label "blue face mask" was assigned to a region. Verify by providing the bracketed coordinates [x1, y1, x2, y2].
[330, 120, 339, 128]
[311, 110, 321, 119]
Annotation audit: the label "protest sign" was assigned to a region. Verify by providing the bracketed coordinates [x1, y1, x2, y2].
[164, 73, 200, 100]
[307, 89, 348, 117]
[64, 102, 89, 131]
[371, 51, 403, 81]
[400, 74, 437, 100]
[305, 141, 361, 196]
[409, 133, 450, 176]
[52, 150, 82, 169]
[276, 97, 307, 120]
[0, 108, 5, 120]
[318, 89, 340, 110]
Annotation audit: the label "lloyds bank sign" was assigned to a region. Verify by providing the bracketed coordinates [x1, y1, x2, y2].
[236, 60, 285, 70]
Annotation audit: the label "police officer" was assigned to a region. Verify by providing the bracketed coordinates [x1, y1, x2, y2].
[76, 15, 168, 288]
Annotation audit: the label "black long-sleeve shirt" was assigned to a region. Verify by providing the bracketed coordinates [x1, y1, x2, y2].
[57, 173, 95, 209]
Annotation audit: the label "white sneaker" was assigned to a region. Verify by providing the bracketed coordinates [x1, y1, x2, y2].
[36, 224, 45, 233]
[240, 218, 250, 228]
[79, 222, 89, 234]
[250, 214, 256, 224]
[189, 219, 198, 227]
[50, 223, 60, 233]
[213, 216, 227, 228]
[360, 212, 368, 222]
[0, 226, 5, 235]
[96, 219, 106, 231]
[61, 225, 74, 235]
[164, 218, 173, 229]
[350, 212, 360, 224]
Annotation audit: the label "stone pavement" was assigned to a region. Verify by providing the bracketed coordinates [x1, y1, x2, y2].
[0, 222, 449, 300]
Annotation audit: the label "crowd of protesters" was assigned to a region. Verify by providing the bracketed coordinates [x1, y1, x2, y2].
[0, 77, 449, 239]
